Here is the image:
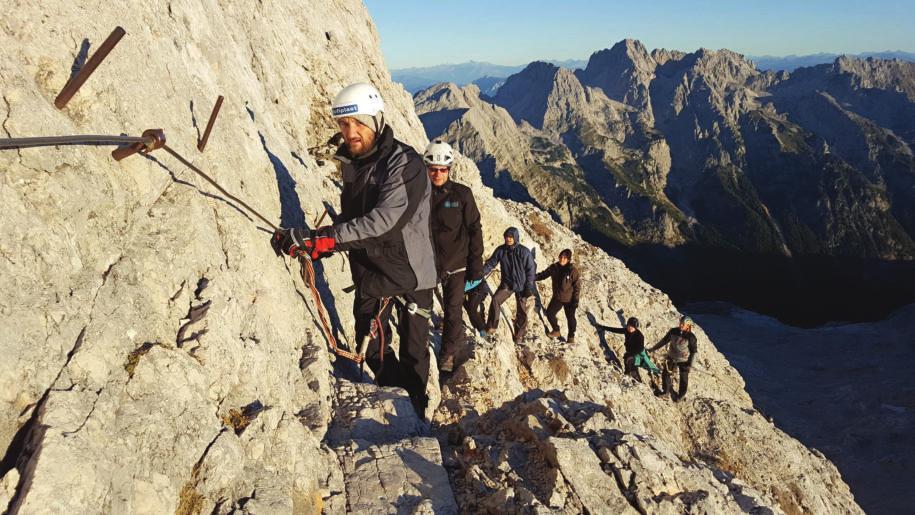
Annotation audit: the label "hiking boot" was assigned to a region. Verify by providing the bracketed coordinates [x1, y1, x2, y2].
[566, 336, 575, 344]
[438, 353, 455, 373]
[546, 330, 561, 338]
[478, 329, 489, 339]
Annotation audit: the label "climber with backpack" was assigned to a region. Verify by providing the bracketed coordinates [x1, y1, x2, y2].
[535, 248, 581, 343]
[424, 139, 486, 373]
[271, 82, 437, 417]
[482, 227, 537, 344]
[648, 315, 698, 401]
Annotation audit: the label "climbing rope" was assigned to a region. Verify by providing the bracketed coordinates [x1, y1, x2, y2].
[299, 254, 363, 364]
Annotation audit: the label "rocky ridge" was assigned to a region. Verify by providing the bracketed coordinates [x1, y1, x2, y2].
[1, 3, 860, 514]
[415, 39, 915, 323]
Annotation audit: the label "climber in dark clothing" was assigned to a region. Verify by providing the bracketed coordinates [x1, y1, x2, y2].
[648, 315, 698, 401]
[535, 249, 581, 343]
[596, 317, 645, 381]
[271, 83, 437, 417]
[424, 140, 485, 373]
[483, 227, 536, 344]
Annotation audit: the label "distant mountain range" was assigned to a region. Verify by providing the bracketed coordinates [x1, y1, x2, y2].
[394, 52, 915, 94]
[749, 51, 915, 72]
[415, 39, 915, 324]
[391, 59, 587, 93]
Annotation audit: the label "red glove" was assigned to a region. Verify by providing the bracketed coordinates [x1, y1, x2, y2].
[271, 227, 336, 260]
[303, 233, 336, 261]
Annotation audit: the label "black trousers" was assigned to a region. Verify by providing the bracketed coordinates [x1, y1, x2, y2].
[441, 271, 466, 358]
[354, 288, 433, 415]
[661, 359, 690, 398]
[441, 272, 489, 358]
[545, 297, 577, 338]
[623, 354, 642, 382]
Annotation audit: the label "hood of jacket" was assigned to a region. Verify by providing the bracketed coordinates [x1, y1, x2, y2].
[504, 227, 521, 246]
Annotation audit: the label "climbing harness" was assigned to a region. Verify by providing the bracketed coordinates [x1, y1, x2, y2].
[443, 267, 466, 277]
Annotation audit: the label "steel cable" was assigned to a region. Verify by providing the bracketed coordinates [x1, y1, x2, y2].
[0, 134, 146, 149]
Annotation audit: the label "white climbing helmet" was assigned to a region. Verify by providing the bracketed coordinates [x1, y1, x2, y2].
[423, 139, 455, 167]
[331, 82, 385, 132]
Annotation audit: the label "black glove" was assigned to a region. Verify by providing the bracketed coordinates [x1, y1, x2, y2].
[569, 301, 579, 309]
[271, 228, 310, 257]
[523, 287, 535, 298]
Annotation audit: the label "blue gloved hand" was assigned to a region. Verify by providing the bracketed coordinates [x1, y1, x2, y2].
[464, 279, 482, 292]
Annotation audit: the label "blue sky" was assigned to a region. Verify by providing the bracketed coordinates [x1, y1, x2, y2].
[364, 0, 915, 69]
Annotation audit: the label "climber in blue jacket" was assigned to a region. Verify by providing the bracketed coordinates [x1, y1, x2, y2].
[482, 227, 537, 343]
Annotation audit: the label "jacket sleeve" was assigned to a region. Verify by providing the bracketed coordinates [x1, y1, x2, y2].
[648, 329, 673, 352]
[524, 250, 537, 292]
[464, 188, 484, 279]
[687, 333, 698, 366]
[535, 264, 554, 282]
[331, 149, 426, 250]
[571, 267, 581, 303]
[601, 326, 626, 334]
[482, 247, 502, 277]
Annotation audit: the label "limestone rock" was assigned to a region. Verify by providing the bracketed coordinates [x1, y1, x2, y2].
[0, 4, 868, 515]
[337, 437, 457, 514]
[544, 437, 637, 514]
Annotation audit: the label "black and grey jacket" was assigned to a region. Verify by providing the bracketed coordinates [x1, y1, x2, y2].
[430, 180, 484, 280]
[329, 126, 437, 298]
[648, 328, 697, 365]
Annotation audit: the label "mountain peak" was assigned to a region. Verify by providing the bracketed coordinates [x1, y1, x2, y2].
[614, 38, 650, 55]
[577, 39, 656, 109]
[828, 55, 915, 100]
[586, 39, 654, 69]
[517, 60, 561, 79]
[491, 61, 567, 129]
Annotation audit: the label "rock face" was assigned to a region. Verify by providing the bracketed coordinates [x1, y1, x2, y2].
[1, 4, 861, 515]
[415, 40, 915, 324]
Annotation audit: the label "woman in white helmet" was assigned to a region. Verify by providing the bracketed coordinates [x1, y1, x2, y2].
[272, 82, 437, 417]
[424, 140, 486, 373]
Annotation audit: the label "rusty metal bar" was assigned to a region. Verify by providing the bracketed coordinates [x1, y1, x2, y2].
[197, 95, 224, 152]
[111, 129, 166, 161]
[314, 208, 329, 228]
[55, 26, 126, 109]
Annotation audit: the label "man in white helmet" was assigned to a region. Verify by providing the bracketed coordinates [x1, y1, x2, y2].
[424, 140, 485, 374]
[272, 82, 437, 416]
